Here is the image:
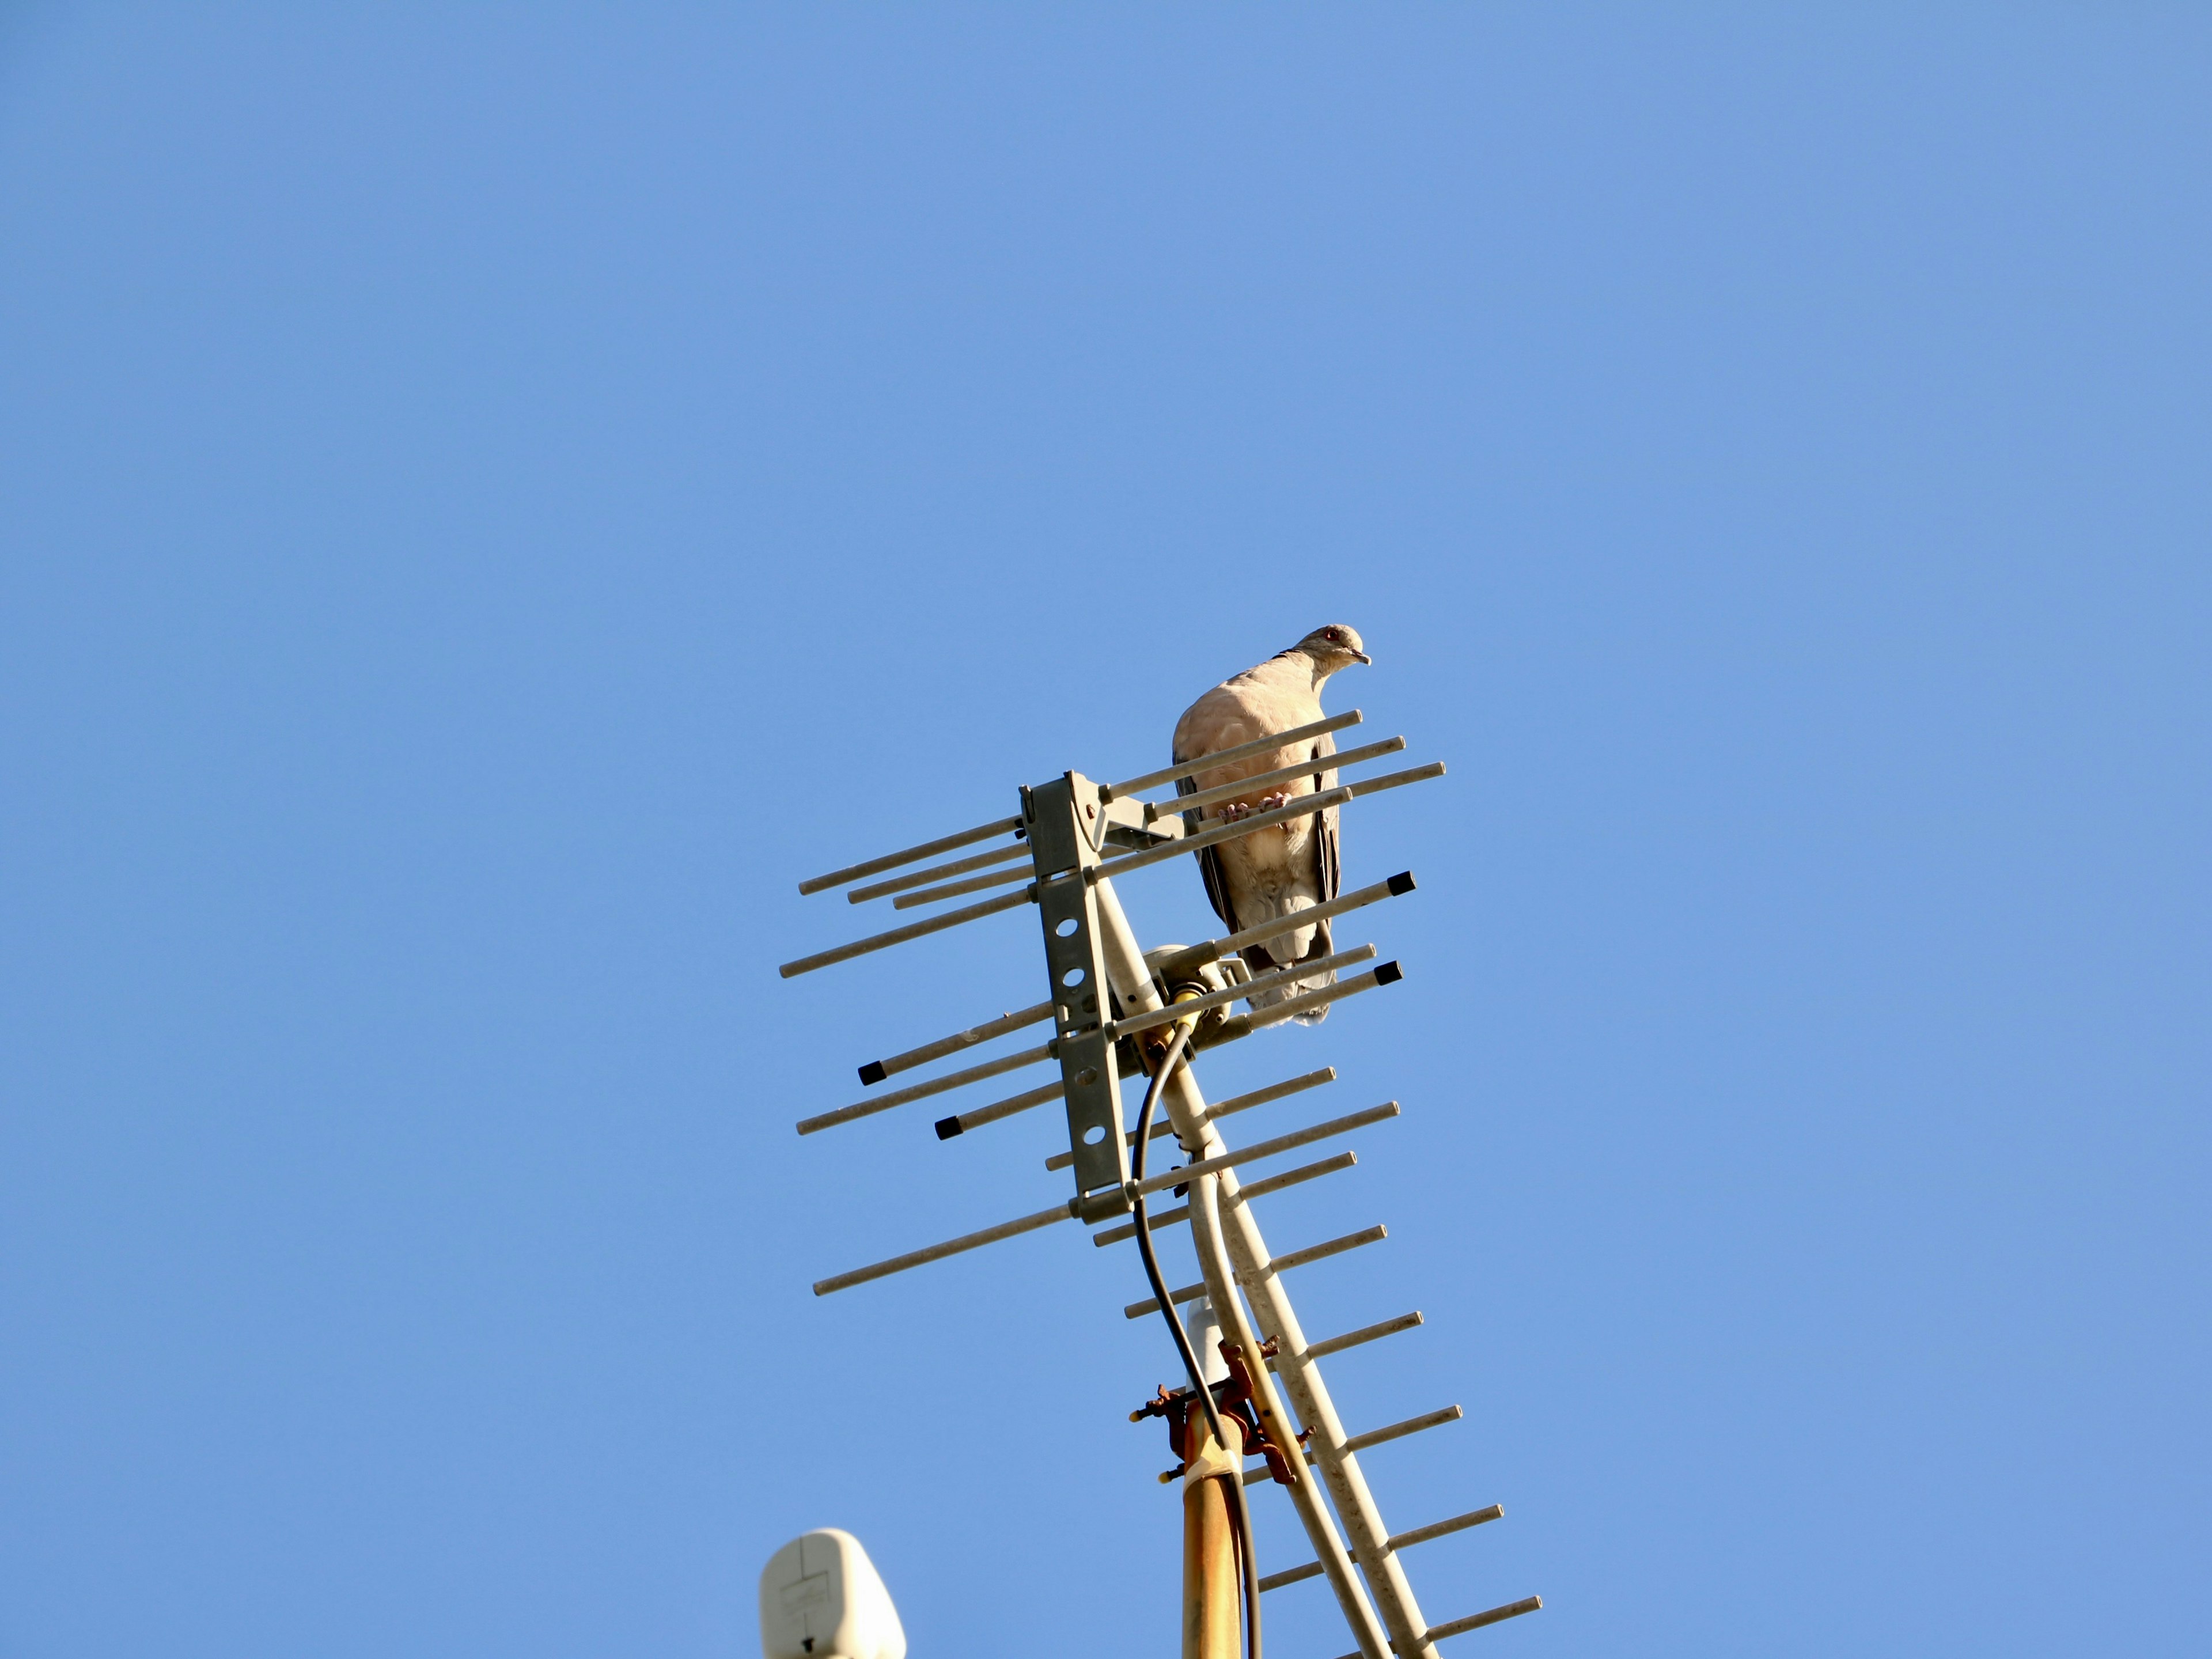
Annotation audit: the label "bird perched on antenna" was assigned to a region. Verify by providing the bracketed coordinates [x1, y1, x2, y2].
[1172, 625, 1372, 1022]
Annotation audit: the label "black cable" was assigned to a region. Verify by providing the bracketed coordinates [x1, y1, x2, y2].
[1130, 1024, 1224, 1444]
[1230, 1468, 1262, 1659]
[1130, 1016, 1262, 1659]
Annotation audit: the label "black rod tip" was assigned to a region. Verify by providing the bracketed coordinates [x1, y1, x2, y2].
[934, 1115, 964, 1140]
[1375, 960, 1404, 986]
[1387, 870, 1416, 896]
[858, 1060, 888, 1087]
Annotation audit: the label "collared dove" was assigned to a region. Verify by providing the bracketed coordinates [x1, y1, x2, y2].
[1171, 625, 1372, 1022]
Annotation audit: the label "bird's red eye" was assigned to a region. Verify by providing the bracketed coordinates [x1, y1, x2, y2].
[1326, 629, 1340, 640]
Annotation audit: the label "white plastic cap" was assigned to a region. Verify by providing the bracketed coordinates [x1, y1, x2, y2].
[759, 1529, 907, 1659]
[1187, 1295, 1230, 1386]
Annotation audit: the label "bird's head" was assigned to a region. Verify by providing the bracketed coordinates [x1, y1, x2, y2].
[1295, 624, 1372, 675]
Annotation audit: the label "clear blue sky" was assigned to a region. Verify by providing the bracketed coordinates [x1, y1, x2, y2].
[3, 7, 2206, 1657]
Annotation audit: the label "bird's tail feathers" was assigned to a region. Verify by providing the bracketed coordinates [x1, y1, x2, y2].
[1239, 902, 1336, 1025]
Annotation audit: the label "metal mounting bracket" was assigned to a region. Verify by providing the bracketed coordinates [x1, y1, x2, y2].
[1024, 772, 1130, 1201]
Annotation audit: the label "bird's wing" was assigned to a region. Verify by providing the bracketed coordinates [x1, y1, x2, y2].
[1313, 731, 1342, 906]
[1303, 732, 1340, 964]
[1175, 772, 1242, 933]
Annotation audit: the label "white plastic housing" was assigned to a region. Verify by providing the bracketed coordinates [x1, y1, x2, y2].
[759, 1529, 907, 1659]
[1187, 1294, 1230, 1385]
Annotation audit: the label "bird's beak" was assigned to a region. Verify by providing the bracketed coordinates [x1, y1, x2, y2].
[1353, 652, 1373, 665]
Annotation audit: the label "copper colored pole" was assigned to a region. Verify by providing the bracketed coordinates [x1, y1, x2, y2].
[1182, 1410, 1244, 1659]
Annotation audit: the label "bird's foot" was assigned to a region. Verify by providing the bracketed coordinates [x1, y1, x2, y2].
[1218, 790, 1296, 825]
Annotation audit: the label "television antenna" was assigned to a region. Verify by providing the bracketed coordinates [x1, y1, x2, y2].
[780, 707, 1541, 1659]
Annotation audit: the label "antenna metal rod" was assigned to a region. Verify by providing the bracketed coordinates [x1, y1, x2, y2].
[810, 1198, 1073, 1296]
[1421, 1599, 1543, 1642]
[798, 1039, 1054, 1134]
[934, 1031, 1165, 1137]
[1385, 1505, 1504, 1552]
[1302, 1312, 1424, 1361]
[1341, 1404, 1461, 1456]
[848, 841, 1030, 903]
[1093, 760, 1443, 888]
[797, 816, 1022, 896]
[1266, 1222, 1389, 1275]
[1095, 1199, 1192, 1244]
[1155, 736, 1407, 824]
[891, 861, 1036, 910]
[1153, 874, 1415, 980]
[1233, 1147, 1358, 1206]
[1122, 1279, 1207, 1319]
[1092, 1150, 1356, 1246]
[1091, 786, 1353, 880]
[1107, 710, 1364, 799]
[1131, 1106, 1397, 1199]
[860, 999, 1054, 1086]
[777, 887, 1031, 979]
[933, 1079, 1062, 1138]
[1346, 759, 1448, 801]
[1256, 1508, 1502, 1594]
[1257, 1561, 1325, 1592]
[1199, 963, 1402, 1044]
[1207, 1066, 1338, 1122]
[1047, 1065, 1336, 1172]
[1111, 945, 1378, 1040]
[1124, 1224, 1388, 1320]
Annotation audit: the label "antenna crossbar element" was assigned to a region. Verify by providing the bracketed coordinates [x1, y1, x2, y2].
[818, 1109, 1394, 1300]
[1257, 1508, 1503, 1594]
[891, 861, 1037, 910]
[1090, 1150, 1357, 1246]
[1092, 786, 1351, 880]
[1240, 1402, 1461, 1482]
[1158, 735, 1407, 824]
[1152, 874, 1415, 980]
[1222, 963, 1404, 1032]
[814, 1110, 1389, 1309]
[1090, 762, 1442, 886]
[1302, 1312, 1425, 1360]
[859, 999, 1055, 1086]
[798, 816, 1022, 896]
[1113, 945, 1378, 1039]
[934, 1078, 1070, 1139]
[1048, 1066, 1337, 1172]
[1137, 1107, 1395, 1197]
[809, 1198, 1076, 1297]
[1386, 1505, 1506, 1552]
[1419, 1598, 1544, 1642]
[1105, 710, 1364, 799]
[848, 840, 1031, 903]
[1122, 1224, 1390, 1320]
[778, 887, 1030, 978]
[1326, 1598, 1545, 1658]
[1230, 1149, 1358, 1208]
[799, 1039, 1055, 1134]
[1342, 1405, 1461, 1455]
